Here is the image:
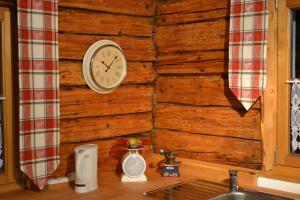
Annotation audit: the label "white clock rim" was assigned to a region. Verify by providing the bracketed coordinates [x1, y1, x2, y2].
[83, 40, 127, 94]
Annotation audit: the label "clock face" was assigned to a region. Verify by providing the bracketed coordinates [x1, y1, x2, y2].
[90, 45, 127, 90]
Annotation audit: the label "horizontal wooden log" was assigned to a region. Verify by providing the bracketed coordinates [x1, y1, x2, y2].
[153, 129, 261, 170]
[60, 85, 153, 119]
[156, 50, 227, 65]
[60, 112, 153, 144]
[155, 19, 228, 53]
[156, 8, 228, 26]
[156, 60, 227, 75]
[60, 61, 156, 86]
[0, 0, 15, 6]
[54, 135, 152, 177]
[59, 9, 153, 37]
[157, 0, 228, 15]
[154, 104, 261, 140]
[59, 0, 155, 16]
[156, 76, 260, 109]
[59, 33, 155, 61]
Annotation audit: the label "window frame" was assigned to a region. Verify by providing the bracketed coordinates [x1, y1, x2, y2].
[277, 0, 300, 168]
[262, 0, 300, 171]
[0, 7, 15, 185]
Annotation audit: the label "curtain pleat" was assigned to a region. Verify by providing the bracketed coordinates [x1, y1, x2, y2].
[17, 0, 60, 190]
[229, 0, 268, 110]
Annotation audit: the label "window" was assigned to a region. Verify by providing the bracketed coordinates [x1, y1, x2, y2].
[290, 9, 300, 155]
[291, 10, 300, 79]
[277, 0, 300, 168]
[0, 7, 14, 185]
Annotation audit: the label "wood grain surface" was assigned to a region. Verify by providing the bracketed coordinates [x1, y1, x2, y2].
[59, 0, 156, 16]
[156, 60, 227, 75]
[60, 112, 153, 144]
[59, 33, 155, 61]
[156, 8, 228, 26]
[1, 155, 299, 200]
[59, 9, 153, 37]
[153, 129, 262, 169]
[155, 104, 261, 140]
[57, 0, 262, 178]
[155, 19, 228, 54]
[57, 0, 156, 177]
[153, 0, 262, 169]
[54, 135, 152, 177]
[156, 50, 227, 65]
[60, 85, 153, 119]
[156, 76, 261, 108]
[60, 61, 156, 86]
[157, 0, 229, 15]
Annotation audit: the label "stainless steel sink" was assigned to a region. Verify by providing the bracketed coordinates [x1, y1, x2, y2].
[143, 179, 229, 200]
[143, 180, 294, 200]
[212, 189, 293, 200]
[212, 170, 293, 200]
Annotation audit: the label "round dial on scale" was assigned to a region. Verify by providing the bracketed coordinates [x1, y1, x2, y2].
[122, 153, 146, 178]
[83, 40, 127, 93]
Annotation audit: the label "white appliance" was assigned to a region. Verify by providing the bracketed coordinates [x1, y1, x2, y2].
[121, 148, 147, 182]
[75, 144, 98, 193]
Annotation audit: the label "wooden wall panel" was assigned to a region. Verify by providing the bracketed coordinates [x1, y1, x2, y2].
[59, 33, 155, 61]
[0, 0, 15, 7]
[155, 19, 228, 54]
[155, 104, 261, 140]
[154, 0, 262, 169]
[59, 9, 153, 37]
[59, 0, 155, 16]
[156, 8, 228, 26]
[156, 60, 227, 75]
[60, 113, 153, 144]
[60, 85, 153, 119]
[58, 0, 156, 176]
[156, 50, 226, 65]
[157, 0, 228, 15]
[154, 129, 261, 170]
[54, 135, 152, 177]
[60, 61, 156, 86]
[57, 0, 263, 174]
[156, 76, 260, 108]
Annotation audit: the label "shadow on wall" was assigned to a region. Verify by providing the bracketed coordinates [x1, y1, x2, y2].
[110, 139, 128, 177]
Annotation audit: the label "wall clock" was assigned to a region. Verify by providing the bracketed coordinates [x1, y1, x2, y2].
[83, 40, 127, 93]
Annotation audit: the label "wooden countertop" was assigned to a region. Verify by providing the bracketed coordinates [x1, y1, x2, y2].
[0, 154, 299, 200]
[0, 162, 188, 200]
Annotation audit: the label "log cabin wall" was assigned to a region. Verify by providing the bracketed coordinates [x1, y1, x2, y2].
[30, 0, 262, 177]
[55, 0, 156, 177]
[153, 0, 262, 170]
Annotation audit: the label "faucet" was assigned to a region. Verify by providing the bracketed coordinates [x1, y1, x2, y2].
[229, 170, 238, 192]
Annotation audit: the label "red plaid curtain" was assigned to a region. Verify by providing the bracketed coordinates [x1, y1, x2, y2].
[18, 0, 60, 190]
[229, 0, 268, 110]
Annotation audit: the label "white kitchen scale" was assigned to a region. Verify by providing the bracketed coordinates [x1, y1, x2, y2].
[121, 148, 147, 182]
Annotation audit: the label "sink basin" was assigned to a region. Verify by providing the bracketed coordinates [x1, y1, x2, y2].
[212, 189, 293, 200]
[143, 179, 293, 200]
[143, 179, 229, 200]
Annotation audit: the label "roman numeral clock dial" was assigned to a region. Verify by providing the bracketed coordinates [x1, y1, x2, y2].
[82, 40, 127, 93]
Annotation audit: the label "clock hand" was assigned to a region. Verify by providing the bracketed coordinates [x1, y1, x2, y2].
[105, 56, 118, 72]
[109, 56, 118, 67]
[101, 61, 109, 68]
